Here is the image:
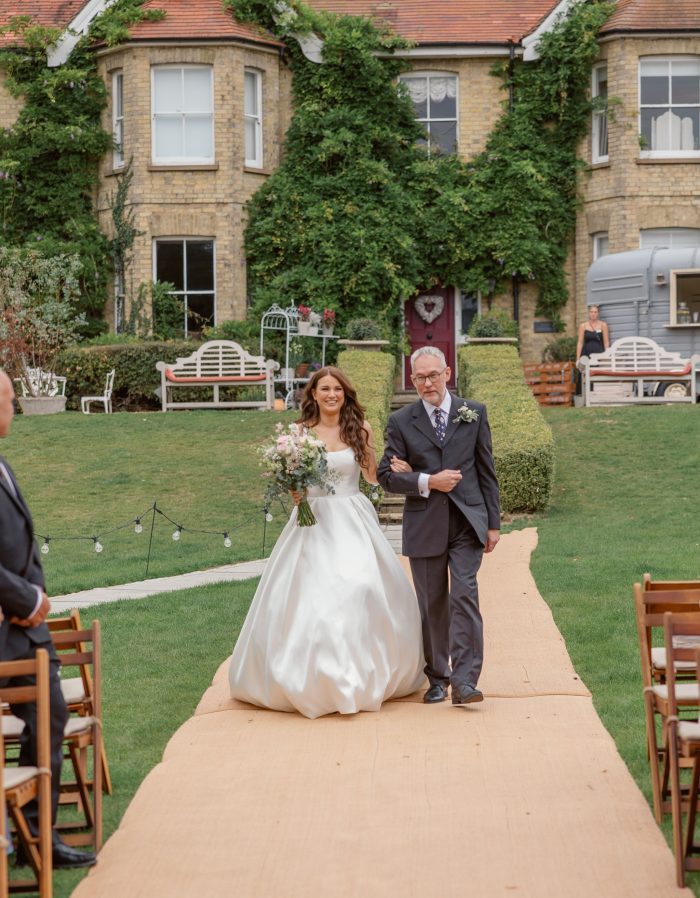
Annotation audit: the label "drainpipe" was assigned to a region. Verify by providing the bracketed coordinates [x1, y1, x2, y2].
[508, 41, 520, 323]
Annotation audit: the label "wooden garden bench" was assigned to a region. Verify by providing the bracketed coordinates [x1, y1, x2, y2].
[155, 340, 279, 411]
[578, 336, 699, 406]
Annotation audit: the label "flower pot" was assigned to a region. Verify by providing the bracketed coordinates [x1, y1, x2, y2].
[17, 395, 67, 415]
[307, 325, 319, 336]
[280, 368, 295, 382]
[297, 321, 311, 335]
[322, 325, 334, 337]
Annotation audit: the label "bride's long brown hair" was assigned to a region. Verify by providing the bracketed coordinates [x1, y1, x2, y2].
[298, 367, 370, 469]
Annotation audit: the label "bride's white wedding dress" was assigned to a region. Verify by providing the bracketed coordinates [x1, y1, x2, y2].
[229, 447, 425, 719]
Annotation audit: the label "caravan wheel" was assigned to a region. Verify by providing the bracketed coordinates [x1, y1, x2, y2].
[655, 381, 690, 399]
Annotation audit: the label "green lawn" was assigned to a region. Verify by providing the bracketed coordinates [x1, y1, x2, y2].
[3, 410, 293, 594]
[5, 404, 700, 895]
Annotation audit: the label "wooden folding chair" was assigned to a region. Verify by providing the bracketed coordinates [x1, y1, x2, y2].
[47, 612, 112, 796]
[663, 616, 700, 887]
[50, 622, 103, 852]
[634, 582, 700, 822]
[0, 649, 53, 898]
[0, 722, 8, 898]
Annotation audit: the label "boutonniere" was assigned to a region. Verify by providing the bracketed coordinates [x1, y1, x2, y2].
[453, 404, 479, 424]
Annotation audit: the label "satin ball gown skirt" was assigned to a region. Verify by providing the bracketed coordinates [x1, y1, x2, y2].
[229, 448, 425, 719]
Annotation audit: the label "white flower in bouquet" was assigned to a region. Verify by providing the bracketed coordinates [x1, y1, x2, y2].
[261, 422, 337, 526]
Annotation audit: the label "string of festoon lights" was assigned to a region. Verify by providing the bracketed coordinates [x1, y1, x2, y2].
[35, 499, 286, 575]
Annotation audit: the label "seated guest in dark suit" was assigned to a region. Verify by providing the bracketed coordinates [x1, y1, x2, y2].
[0, 369, 96, 869]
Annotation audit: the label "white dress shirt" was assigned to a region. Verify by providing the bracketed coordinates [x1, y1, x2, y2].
[417, 392, 453, 497]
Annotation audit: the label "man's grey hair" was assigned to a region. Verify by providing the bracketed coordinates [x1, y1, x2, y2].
[410, 346, 446, 372]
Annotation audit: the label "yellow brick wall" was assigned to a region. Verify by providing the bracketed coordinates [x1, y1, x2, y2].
[0, 69, 22, 128]
[95, 41, 284, 329]
[575, 36, 700, 345]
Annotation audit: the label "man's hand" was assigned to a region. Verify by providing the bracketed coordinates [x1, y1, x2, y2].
[485, 530, 500, 554]
[428, 469, 462, 492]
[11, 591, 50, 628]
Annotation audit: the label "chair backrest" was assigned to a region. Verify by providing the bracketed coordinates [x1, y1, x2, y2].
[104, 369, 115, 399]
[48, 610, 92, 705]
[663, 613, 700, 718]
[643, 572, 700, 591]
[634, 582, 700, 688]
[50, 621, 101, 716]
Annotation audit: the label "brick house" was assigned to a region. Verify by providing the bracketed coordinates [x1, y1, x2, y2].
[1, 0, 699, 366]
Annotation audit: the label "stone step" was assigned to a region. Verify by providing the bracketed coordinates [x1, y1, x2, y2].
[378, 511, 404, 524]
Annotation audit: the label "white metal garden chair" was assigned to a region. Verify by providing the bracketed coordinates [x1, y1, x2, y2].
[80, 369, 115, 414]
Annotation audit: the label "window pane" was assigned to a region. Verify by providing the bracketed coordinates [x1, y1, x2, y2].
[114, 73, 123, 117]
[155, 115, 184, 158]
[184, 115, 213, 158]
[156, 242, 185, 291]
[429, 86, 456, 119]
[153, 69, 182, 113]
[183, 67, 212, 112]
[186, 241, 214, 290]
[672, 73, 700, 105]
[595, 113, 608, 157]
[186, 293, 215, 332]
[245, 118, 257, 161]
[461, 291, 478, 332]
[640, 74, 669, 105]
[244, 71, 258, 116]
[429, 120, 457, 155]
[401, 77, 428, 119]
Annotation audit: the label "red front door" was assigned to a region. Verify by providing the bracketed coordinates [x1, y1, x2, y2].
[404, 287, 456, 388]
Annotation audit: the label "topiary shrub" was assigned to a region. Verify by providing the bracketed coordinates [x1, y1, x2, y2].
[458, 344, 553, 514]
[338, 348, 395, 506]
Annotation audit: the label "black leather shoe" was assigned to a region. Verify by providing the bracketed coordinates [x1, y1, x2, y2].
[52, 840, 97, 869]
[423, 683, 448, 704]
[452, 685, 484, 705]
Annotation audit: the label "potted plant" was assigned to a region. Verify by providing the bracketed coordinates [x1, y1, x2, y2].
[296, 304, 318, 336]
[0, 248, 84, 414]
[338, 317, 390, 352]
[322, 308, 336, 336]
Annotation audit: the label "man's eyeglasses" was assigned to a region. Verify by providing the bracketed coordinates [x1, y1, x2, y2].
[412, 368, 446, 386]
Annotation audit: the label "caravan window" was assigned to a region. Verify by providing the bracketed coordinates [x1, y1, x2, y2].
[670, 269, 700, 326]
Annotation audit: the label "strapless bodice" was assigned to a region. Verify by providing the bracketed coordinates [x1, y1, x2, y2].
[307, 447, 360, 498]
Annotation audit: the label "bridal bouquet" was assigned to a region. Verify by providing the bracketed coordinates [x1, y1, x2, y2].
[260, 422, 335, 526]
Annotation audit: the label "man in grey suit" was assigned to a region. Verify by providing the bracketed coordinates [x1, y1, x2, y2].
[377, 347, 500, 705]
[0, 370, 96, 868]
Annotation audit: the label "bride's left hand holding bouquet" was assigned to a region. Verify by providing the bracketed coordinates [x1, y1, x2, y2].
[261, 422, 336, 526]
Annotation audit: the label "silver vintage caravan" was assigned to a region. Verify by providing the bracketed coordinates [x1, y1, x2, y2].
[585, 248, 700, 399]
[586, 247, 700, 353]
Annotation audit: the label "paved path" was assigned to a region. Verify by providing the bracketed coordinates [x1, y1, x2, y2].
[71, 528, 689, 898]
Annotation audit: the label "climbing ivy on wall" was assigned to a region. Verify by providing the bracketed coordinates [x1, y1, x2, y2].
[0, 2, 163, 332]
[233, 0, 614, 331]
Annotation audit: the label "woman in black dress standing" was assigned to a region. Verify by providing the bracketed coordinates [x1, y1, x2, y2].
[576, 304, 610, 360]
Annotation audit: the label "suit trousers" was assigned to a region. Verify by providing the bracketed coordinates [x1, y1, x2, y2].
[9, 653, 68, 835]
[409, 502, 484, 690]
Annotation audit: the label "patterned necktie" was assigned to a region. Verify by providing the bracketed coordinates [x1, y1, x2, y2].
[433, 408, 446, 443]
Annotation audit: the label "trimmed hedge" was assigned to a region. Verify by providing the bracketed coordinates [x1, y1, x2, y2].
[337, 349, 395, 440]
[58, 341, 198, 410]
[457, 344, 554, 514]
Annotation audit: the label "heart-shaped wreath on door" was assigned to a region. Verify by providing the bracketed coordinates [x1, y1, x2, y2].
[414, 294, 445, 324]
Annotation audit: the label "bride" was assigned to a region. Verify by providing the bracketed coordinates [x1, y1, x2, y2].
[229, 366, 425, 718]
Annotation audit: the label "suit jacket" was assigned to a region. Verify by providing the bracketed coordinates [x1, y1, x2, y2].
[377, 394, 500, 558]
[0, 454, 53, 664]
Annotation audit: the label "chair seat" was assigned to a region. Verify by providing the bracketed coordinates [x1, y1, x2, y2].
[678, 721, 700, 742]
[64, 716, 96, 738]
[652, 642, 699, 671]
[61, 677, 87, 704]
[3, 765, 38, 790]
[2, 715, 25, 738]
[653, 682, 700, 702]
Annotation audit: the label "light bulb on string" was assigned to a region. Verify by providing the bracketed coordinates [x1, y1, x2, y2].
[223, 532, 232, 549]
[134, 518, 143, 534]
[172, 527, 182, 542]
[40, 538, 50, 555]
[93, 538, 103, 554]
[264, 508, 273, 522]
